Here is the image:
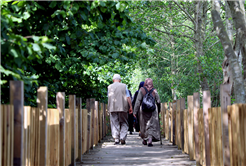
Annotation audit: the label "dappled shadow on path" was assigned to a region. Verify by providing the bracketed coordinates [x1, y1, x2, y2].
[77, 132, 196, 166]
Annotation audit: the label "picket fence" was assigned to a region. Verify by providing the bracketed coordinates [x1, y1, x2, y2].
[0, 81, 111, 166]
[160, 84, 245, 166]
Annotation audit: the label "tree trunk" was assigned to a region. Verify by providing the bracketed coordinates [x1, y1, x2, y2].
[170, 3, 177, 101]
[211, 0, 246, 103]
[227, 1, 246, 97]
[194, 1, 210, 91]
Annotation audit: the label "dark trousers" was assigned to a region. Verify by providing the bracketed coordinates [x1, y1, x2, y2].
[128, 113, 134, 132]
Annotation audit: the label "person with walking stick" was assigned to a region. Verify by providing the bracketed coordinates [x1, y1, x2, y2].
[133, 78, 161, 147]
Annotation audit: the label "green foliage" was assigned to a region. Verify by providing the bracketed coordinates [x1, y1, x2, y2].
[1, 0, 155, 107]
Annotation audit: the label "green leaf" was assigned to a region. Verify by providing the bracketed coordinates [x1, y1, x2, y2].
[42, 43, 56, 50]
[49, 1, 57, 8]
[23, 12, 30, 20]
[10, 49, 18, 58]
[33, 43, 41, 52]
[112, 53, 119, 58]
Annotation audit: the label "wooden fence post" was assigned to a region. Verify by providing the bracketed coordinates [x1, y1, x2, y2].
[180, 98, 185, 151]
[203, 90, 211, 166]
[177, 99, 180, 149]
[220, 84, 231, 166]
[10, 81, 24, 165]
[90, 98, 95, 149]
[99, 103, 103, 141]
[188, 95, 195, 160]
[164, 103, 169, 140]
[86, 99, 91, 152]
[169, 102, 172, 143]
[193, 92, 200, 165]
[69, 95, 76, 165]
[46, 108, 59, 166]
[2, 105, 14, 166]
[0, 105, 2, 166]
[103, 103, 106, 138]
[82, 109, 88, 154]
[57, 92, 65, 166]
[172, 101, 177, 145]
[65, 108, 71, 166]
[37, 86, 48, 166]
[94, 101, 99, 145]
[76, 98, 82, 162]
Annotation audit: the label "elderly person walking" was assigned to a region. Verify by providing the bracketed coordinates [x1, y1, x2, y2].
[133, 78, 161, 147]
[108, 74, 133, 145]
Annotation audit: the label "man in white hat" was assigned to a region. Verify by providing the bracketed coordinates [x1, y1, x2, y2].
[108, 74, 133, 145]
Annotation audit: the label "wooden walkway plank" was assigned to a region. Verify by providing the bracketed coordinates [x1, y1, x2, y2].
[78, 133, 196, 166]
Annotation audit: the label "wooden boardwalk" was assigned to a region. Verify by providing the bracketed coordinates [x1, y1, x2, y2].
[78, 132, 196, 166]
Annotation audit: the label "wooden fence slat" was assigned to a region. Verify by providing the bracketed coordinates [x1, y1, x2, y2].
[65, 108, 71, 166]
[30, 107, 36, 166]
[188, 95, 195, 160]
[0, 105, 2, 166]
[172, 101, 176, 145]
[242, 104, 246, 166]
[90, 98, 95, 149]
[177, 100, 180, 149]
[23, 106, 31, 166]
[69, 95, 76, 165]
[228, 105, 233, 166]
[2, 105, 10, 166]
[220, 84, 231, 166]
[180, 98, 185, 151]
[237, 104, 243, 166]
[184, 109, 188, 154]
[164, 103, 169, 140]
[199, 108, 205, 166]
[211, 108, 215, 165]
[218, 107, 223, 166]
[169, 102, 173, 143]
[193, 92, 200, 165]
[86, 99, 91, 152]
[82, 109, 88, 154]
[103, 103, 106, 138]
[34, 107, 40, 166]
[47, 109, 59, 166]
[10, 81, 24, 165]
[202, 90, 211, 166]
[94, 101, 99, 145]
[10, 105, 14, 166]
[76, 98, 82, 162]
[99, 103, 103, 141]
[37, 86, 48, 166]
[75, 107, 78, 160]
[56, 92, 65, 166]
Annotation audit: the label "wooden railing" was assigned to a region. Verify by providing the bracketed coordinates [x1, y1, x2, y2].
[160, 85, 246, 166]
[0, 81, 111, 166]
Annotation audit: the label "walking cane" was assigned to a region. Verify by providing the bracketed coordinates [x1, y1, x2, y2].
[158, 112, 163, 145]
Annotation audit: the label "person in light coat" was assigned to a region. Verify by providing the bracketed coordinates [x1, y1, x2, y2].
[108, 74, 133, 145]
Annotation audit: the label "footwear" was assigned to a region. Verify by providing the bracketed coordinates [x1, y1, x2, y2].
[142, 140, 147, 145]
[130, 131, 132, 135]
[120, 139, 126, 145]
[148, 143, 153, 147]
[114, 142, 119, 145]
